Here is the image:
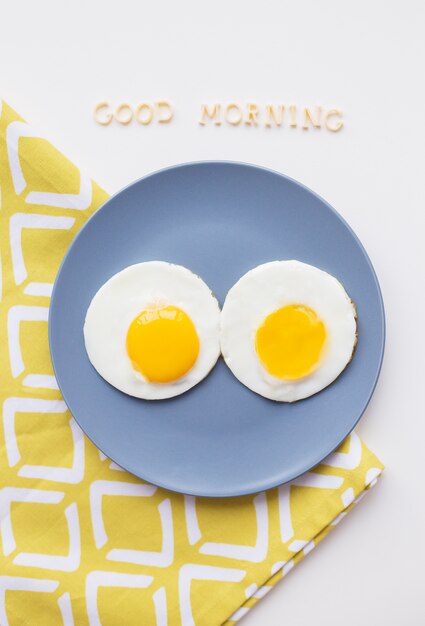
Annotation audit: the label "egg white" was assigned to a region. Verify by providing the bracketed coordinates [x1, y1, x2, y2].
[220, 260, 357, 402]
[84, 262, 221, 400]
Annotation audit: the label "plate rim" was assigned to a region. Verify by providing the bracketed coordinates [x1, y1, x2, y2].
[49, 160, 386, 497]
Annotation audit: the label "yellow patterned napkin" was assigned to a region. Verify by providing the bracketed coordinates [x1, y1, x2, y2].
[0, 101, 383, 626]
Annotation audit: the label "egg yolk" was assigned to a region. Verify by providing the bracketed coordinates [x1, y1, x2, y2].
[126, 306, 200, 383]
[255, 304, 326, 380]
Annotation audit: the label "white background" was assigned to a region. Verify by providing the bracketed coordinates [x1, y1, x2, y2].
[1, 1, 424, 624]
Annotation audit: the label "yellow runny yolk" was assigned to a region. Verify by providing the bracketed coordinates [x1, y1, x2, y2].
[126, 305, 200, 383]
[255, 304, 327, 380]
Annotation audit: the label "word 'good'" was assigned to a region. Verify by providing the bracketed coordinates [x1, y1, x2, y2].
[199, 104, 343, 131]
[94, 101, 173, 125]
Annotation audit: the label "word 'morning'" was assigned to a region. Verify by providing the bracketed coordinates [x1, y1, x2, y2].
[199, 104, 343, 131]
[94, 101, 173, 125]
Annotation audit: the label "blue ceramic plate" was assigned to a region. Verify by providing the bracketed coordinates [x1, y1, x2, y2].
[49, 162, 385, 497]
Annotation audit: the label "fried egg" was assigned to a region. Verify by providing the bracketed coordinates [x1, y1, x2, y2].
[220, 260, 357, 402]
[84, 262, 220, 399]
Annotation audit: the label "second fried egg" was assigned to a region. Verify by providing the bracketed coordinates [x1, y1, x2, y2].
[220, 260, 357, 402]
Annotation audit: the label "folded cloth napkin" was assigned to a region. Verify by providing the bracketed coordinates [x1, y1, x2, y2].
[0, 100, 383, 626]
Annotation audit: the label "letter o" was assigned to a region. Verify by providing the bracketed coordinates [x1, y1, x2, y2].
[135, 103, 154, 125]
[225, 103, 243, 126]
[115, 103, 133, 125]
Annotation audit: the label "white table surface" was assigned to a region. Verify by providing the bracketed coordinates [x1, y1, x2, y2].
[2, 1, 424, 623]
